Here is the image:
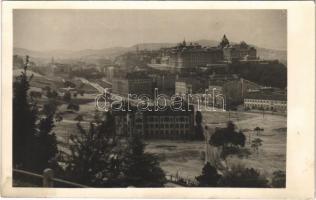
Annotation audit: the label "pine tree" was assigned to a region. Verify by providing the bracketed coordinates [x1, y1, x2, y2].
[271, 170, 286, 188]
[219, 34, 230, 48]
[121, 135, 166, 187]
[65, 111, 123, 187]
[35, 113, 58, 172]
[13, 55, 38, 169]
[196, 162, 221, 187]
[13, 55, 59, 173]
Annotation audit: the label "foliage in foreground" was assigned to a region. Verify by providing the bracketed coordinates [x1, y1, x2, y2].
[13, 55, 59, 173]
[209, 121, 246, 159]
[122, 135, 166, 187]
[271, 170, 286, 188]
[218, 164, 269, 188]
[196, 162, 221, 187]
[65, 111, 166, 187]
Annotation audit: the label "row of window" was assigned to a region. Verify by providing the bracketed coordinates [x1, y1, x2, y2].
[245, 99, 286, 104]
[245, 105, 287, 110]
[146, 130, 190, 135]
[137, 123, 190, 129]
[147, 116, 189, 122]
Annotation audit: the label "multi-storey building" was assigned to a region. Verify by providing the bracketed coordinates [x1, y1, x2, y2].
[112, 72, 153, 98]
[175, 81, 192, 95]
[113, 105, 195, 139]
[223, 41, 257, 62]
[244, 91, 287, 112]
[209, 72, 239, 86]
[160, 40, 223, 71]
[148, 71, 176, 96]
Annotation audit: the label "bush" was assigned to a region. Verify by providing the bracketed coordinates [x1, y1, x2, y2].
[218, 164, 269, 188]
[196, 162, 221, 187]
[209, 121, 246, 159]
[67, 103, 80, 111]
[271, 170, 286, 188]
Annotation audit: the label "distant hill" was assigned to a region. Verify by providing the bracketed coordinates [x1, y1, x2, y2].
[256, 48, 287, 65]
[14, 39, 286, 65]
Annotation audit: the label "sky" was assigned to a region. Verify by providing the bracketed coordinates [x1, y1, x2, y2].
[14, 9, 287, 51]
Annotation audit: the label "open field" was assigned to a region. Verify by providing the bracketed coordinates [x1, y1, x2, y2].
[145, 111, 286, 180]
[145, 140, 205, 179]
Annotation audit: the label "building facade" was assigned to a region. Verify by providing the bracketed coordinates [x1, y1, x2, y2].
[223, 41, 257, 62]
[113, 105, 195, 139]
[112, 72, 153, 98]
[160, 40, 223, 71]
[244, 92, 287, 112]
[175, 81, 192, 95]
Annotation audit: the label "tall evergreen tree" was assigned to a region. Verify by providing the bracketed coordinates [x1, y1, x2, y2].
[65, 111, 123, 187]
[196, 162, 221, 187]
[34, 109, 58, 172]
[13, 55, 59, 173]
[219, 34, 230, 48]
[121, 135, 166, 187]
[13, 55, 38, 169]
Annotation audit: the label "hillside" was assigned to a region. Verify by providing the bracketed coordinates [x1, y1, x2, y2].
[14, 40, 286, 65]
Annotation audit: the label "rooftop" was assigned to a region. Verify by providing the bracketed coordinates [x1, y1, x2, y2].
[245, 91, 287, 101]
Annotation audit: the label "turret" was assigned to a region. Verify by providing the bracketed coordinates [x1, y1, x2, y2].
[219, 34, 230, 48]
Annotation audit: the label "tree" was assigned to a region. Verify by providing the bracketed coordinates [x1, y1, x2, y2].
[219, 34, 230, 48]
[251, 138, 263, 155]
[196, 162, 221, 187]
[42, 100, 58, 116]
[55, 112, 63, 122]
[31, 91, 59, 173]
[121, 135, 166, 187]
[271, 170, 286, 188]
[63, 91, 72, 103]
[13, 55, 58, 173]
[209, 121, 246, 159]
[65, 111, 123, 187]
[35, 113, 58, 172]
[229, 62, 287, 89]
[218, 164, 269, 187]
[67, 103, 80, 111]
[47, 90, 58, 99]
[254, 127, 264, 136]
[74, 114, 83, 122]
[13, 55, 38, 169]
[195, 111, 204, 140]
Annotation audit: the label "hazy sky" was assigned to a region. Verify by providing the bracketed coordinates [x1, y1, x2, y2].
[14, 9, 287, 51]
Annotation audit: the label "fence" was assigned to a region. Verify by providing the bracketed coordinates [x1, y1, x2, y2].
[13, 168, 88, 188]
[165, 174, 198, 187]
[13, 168, 198, 188]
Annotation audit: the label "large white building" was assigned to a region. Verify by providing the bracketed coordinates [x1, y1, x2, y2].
[244, 91, 287, 112]
[175, 81, 192, 95]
